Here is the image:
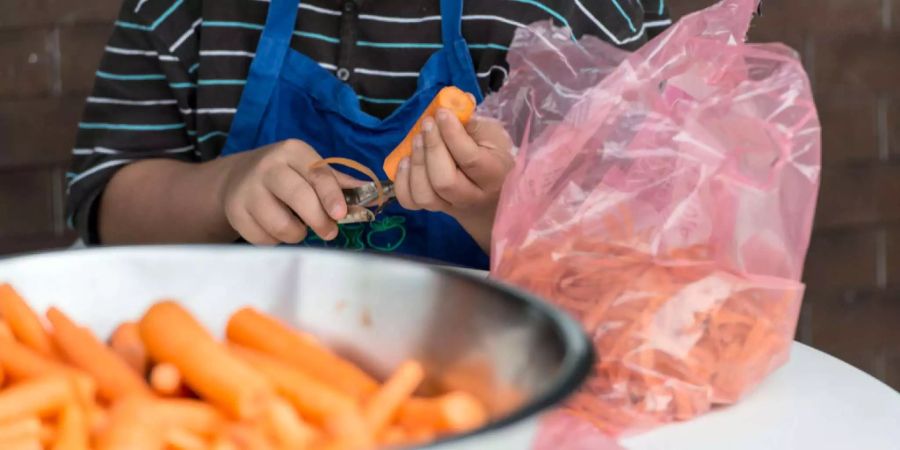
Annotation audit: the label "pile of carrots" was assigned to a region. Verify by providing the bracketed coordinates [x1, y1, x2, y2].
[493, 210, 802, 435]
[0, 283, 488, 450]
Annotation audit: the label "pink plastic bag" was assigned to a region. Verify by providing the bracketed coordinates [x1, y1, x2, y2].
[484, 0, 821, 436]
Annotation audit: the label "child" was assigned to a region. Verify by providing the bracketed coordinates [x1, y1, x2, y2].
[67, 0, 670, 269]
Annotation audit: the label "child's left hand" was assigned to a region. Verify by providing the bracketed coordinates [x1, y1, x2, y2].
[393, 108, 515, 253]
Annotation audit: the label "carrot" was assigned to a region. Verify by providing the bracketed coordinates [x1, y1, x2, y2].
[0, 375, 74, 422]
[262, 397, 318, 449]
[148, 399, 224, 437]
[1, 435, 42, 450]
[0, 337, 71, 381]
[52, 403, 89, 450]
[226, 308, 377, 399]
[383, 86, 476, 180]
[0, 319, 14, 341]
[109, 322, 148, 376]
[150, 363, 188, 397]
[46, 307, 151, 401]
[363, 360, 425, 434]
[219, 424, 274, 450]
[40, 422, 56, 446]
[165, 428, 209, 450]
[0, 417, 41, 442]
[140, 302, 273, 420]
[229, 345, 357, 426]
[0, 362, 4, 388]
[96, 397, 165, 450]
[0, 284, 56, 358]
[397, 391, 488, 433]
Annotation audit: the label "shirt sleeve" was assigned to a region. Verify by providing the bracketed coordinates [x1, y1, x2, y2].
[641, 0, 673, 39]
[66, 0, 195, 244]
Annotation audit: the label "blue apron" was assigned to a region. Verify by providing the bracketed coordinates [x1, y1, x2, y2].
[221, 0, 489, 269]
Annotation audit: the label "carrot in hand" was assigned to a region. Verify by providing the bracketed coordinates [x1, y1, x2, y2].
[109, 322, 148, 376]
[0, 284, 57, 358]
[46, 307, 150, 401]
[364, 360, 425, 434]
[227, 308, 377, 399]
[382, 86, 476, 180]
[140, 302, 273, 420]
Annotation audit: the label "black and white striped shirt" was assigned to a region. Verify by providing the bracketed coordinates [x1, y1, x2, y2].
[67, 0, 671, 243]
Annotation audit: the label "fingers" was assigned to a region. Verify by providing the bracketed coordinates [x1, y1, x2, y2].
[246, 189, 307, 245]
[410, 132, 452, 211]
[264, 165, 339, 241]
[278, 139, 348, 221]
[422, 115, 481, 206]
[444, 112, 514, 191]
[229, 208, 280, 246]
[393, 156, 420, 210]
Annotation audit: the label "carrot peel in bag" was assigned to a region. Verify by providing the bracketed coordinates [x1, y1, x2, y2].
[484, 0, 820, 436]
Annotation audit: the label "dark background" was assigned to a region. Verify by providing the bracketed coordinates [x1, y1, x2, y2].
[1, 1, 898, 389]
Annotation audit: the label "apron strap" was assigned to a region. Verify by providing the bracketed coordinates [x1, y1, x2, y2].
[223, 0, 301, 153]
[440, 0, 464, 44]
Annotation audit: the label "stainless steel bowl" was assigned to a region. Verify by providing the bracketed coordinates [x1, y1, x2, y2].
[0, 246, 593, 449]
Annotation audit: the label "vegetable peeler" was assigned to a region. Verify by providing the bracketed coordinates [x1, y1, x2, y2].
[339, 180, 396, 224]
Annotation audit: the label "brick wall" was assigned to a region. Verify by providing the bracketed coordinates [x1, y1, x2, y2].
[0, 0, 120, 253]
[1, 1, 898, 389]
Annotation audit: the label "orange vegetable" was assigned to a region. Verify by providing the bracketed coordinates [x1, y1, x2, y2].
[397, 391, 488, 433]
[150, 363, 188, 397]
[0, 416, 41, 443]
[165, 428, 209, 450]
[52, 403, 89, 450]
[140, 302, 273, 420]
[383, 86, 476, 180]
[148, 398, 224, 437]
[46, 307, 151, 401]
[262, 397, 318, 449]
[0, 337, 69, 381]
[0, 362, 4, 388]
[0, 319, 14, 341]
[96, 397, 165, 450]
[2, 435, 42, 450]
[0, 284, 57, 358]
[364, 361, 425, 434]
[226, 308, 377, 399]
[0, 375, 74, 422]
[109, 322, 148, 376]
[229, 345, 357, 425]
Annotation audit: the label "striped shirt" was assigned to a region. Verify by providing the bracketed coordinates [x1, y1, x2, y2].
[67, 0, 671, 243]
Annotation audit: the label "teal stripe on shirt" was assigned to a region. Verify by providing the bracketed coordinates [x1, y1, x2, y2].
[96, 71, 166, 81]
[78, 122, 186, 131]
[202, 21, 264, 30]
[357, 95, 406, 105]
[610, 0, 637, 32]
[198, 131, 229, 142]
[198, 79, 246, 86]
[659, 0, 666, 15]
[114, 0, 184, 31]
[357, 41, 443, 49]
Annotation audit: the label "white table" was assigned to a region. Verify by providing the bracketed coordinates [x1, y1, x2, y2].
[451, 267, 900, 449]
[621, 343, 900, 450]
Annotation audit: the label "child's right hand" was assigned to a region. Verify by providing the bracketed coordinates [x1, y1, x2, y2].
[218, 139, 363, 245]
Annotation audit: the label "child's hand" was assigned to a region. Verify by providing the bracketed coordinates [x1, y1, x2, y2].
[219, 139, 362, 245]
[393, 108, 515, 252]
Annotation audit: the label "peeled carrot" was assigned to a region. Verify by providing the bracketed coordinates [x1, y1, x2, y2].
[262, 397, 318, 449]
[0, 362, 4, 388]
[52, 403, 89, 450]
[109, 322, 148, 376]
[218, 424, 274, 450]
[382, 86, 476, 180]
[0, 417, 41, 442]
[148, 399, 224, 437]
[0, 319, 14, 341]
[226, 308, 377, 399]
[0, 375, 73, 422]
[165, 428, 209, 450]
[46, 307, 151, 401]
[397, 391, 488, 433]
[2, 435, 42, 450]
[364, 360, 425, 434]
[150, 363, 188, 397]
[0, 284, 57, 358]
[140, 302, 273, 420]
[0, 336, 73, 381]
[229, 345, 357, 426]
[96, 397, 165, 450]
